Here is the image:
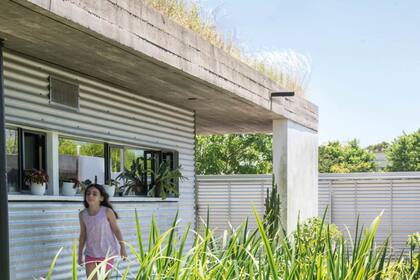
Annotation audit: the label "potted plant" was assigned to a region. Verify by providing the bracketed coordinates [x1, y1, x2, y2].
[62, 178, 77, 196]
[104, 179, 119, 197]
[24, 169, 49, 195]
[61, 178, 88, 196]
[116, 158, 148, 196]
[148, 161, 186, 200]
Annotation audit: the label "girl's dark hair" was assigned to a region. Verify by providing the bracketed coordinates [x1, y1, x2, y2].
[83, 184, 119, 219]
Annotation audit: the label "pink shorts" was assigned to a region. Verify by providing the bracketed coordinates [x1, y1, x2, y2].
[85, 255, 115, 271]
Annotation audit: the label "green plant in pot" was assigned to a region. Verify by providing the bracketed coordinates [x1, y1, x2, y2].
[116, 157, 148, 196]
[24, 169, 49, 195]
[148, 161, 185, 200]
[104, 179, 119, 197]
[61, 178, 88, 196]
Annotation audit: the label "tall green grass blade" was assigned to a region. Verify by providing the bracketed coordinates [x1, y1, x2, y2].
[46, 247, 63, 280]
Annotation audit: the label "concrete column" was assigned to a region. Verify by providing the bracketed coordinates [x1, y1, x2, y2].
[272, 119, 318, 233]
[46, 132, 59, 195]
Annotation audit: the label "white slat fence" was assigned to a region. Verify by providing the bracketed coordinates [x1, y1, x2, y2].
[197, 172, 420, 254]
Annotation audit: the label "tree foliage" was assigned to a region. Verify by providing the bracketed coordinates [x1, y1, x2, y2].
[58, 138, 104, 157]
[386, 129, 420, 171]
[366, 141, 389, 153]
[319, 139, 377, 173]
[196, 134, 272, 175]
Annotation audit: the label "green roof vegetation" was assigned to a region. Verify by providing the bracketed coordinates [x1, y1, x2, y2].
[144, 0, 310, 97]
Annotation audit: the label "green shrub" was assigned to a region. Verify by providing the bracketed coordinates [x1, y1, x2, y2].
[41, 210, 420, 279]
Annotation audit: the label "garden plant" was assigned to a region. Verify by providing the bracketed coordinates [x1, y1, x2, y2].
[41, 208, 420, 279]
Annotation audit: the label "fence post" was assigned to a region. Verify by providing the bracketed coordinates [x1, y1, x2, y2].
[390, 180, 394, 249]
[328, 180, 333, 223]
[354, 180, 358, 222]
[227, 181, 231, 226]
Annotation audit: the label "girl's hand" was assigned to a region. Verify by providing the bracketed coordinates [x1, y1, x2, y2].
[120, 247, 128, 260]
[78, 254, 84, 266]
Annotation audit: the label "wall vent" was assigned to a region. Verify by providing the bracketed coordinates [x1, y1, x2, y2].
[49, 76, 79, 110]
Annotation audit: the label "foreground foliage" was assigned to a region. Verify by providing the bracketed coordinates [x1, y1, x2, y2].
[43, 210, 420, 279]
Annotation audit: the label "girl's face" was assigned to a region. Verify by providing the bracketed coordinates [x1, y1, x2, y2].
[85, 186, 103, 206]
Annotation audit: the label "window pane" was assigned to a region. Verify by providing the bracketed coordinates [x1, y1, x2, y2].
[6, 128, 19, 192]
[110, 146, 124, 181]
[59, 138, 105, 185]
[119, 148, 146, 195]
[23, 132, 46, 190]
[24, 132, 45, 171]
[124, 148, 143, 169]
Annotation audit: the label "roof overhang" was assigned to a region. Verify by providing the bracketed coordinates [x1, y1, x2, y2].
[0, 0, 318, 134]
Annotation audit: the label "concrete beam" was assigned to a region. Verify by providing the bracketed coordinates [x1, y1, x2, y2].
[272, 119, 318, 233]
[0, 0, 318, 134]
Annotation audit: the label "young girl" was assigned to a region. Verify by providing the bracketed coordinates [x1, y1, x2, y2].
[78, 184, 127, 279]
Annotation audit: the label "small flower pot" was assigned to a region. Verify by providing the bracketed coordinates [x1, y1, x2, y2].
[62, 182, 77, 196]
[104, 185, 115, 197]
[30, 183, 46, 195]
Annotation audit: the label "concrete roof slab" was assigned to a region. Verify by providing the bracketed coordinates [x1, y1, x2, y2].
[0, 0, 318, 133]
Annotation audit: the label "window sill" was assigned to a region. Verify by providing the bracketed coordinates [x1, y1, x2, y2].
[7, 194, 179, 202]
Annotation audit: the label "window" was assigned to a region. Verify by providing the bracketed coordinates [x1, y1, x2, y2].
[107, 146, 178, 196]
[5, 126, 180, 198]
[5, 128, 46, 192]
[59, 137, 105, 186]
[6, 128, 19, 192]
[23, 131, 46, 191]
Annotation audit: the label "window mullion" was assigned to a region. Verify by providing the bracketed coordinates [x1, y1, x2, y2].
[17, 128, 24, 192]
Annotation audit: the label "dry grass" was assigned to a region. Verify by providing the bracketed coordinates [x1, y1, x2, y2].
[143, 0, 310, 97]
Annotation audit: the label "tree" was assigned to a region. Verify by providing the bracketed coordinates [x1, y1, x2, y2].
[367, 141, 389, 153]
[319, 139, 377, 173]
[196, 134, 272, 175]
[386, 129, 420, 171]
[58, 138, 104, 157]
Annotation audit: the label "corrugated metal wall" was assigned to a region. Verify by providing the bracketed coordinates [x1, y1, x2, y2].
[319, 172, 420, 255]
[196, 175, 272, 236]
[197, 173, 420, 255]
[4, 50, 196, 279]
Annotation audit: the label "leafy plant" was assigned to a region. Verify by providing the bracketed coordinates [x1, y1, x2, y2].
[40, 207, 420, 279]
[264, 175, 282, 239]
[62, 178, 89, 192]
[148, 161, 185, 199]
[105, 178, 119, 188]
[24, 169, 49, 184]
[116, 157, 147, 195]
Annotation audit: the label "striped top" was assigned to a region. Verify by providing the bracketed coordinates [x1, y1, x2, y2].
[81, 206, 119, 258]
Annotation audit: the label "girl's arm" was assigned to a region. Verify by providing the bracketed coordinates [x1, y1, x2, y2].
[106, 208, 127, 259]
[78, 212, 86, 265]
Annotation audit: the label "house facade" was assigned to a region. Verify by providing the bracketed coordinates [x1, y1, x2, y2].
[0, 0, 319, 279]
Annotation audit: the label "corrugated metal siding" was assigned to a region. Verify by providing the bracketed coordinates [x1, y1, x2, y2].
[4, 50, 196, 279]
[197, 173, 420, 255]
[9, 201, 181, 279]
[196, 175, 272, 235]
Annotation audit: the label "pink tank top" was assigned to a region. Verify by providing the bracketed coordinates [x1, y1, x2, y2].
[82, 206, 120, 258]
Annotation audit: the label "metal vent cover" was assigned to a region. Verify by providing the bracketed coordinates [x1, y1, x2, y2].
[49, 76, 79, 109]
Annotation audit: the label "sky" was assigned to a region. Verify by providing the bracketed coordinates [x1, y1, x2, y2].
[200, 0, 420, 147]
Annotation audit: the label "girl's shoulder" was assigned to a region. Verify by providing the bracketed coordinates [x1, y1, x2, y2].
[79, 208, 88, 217]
